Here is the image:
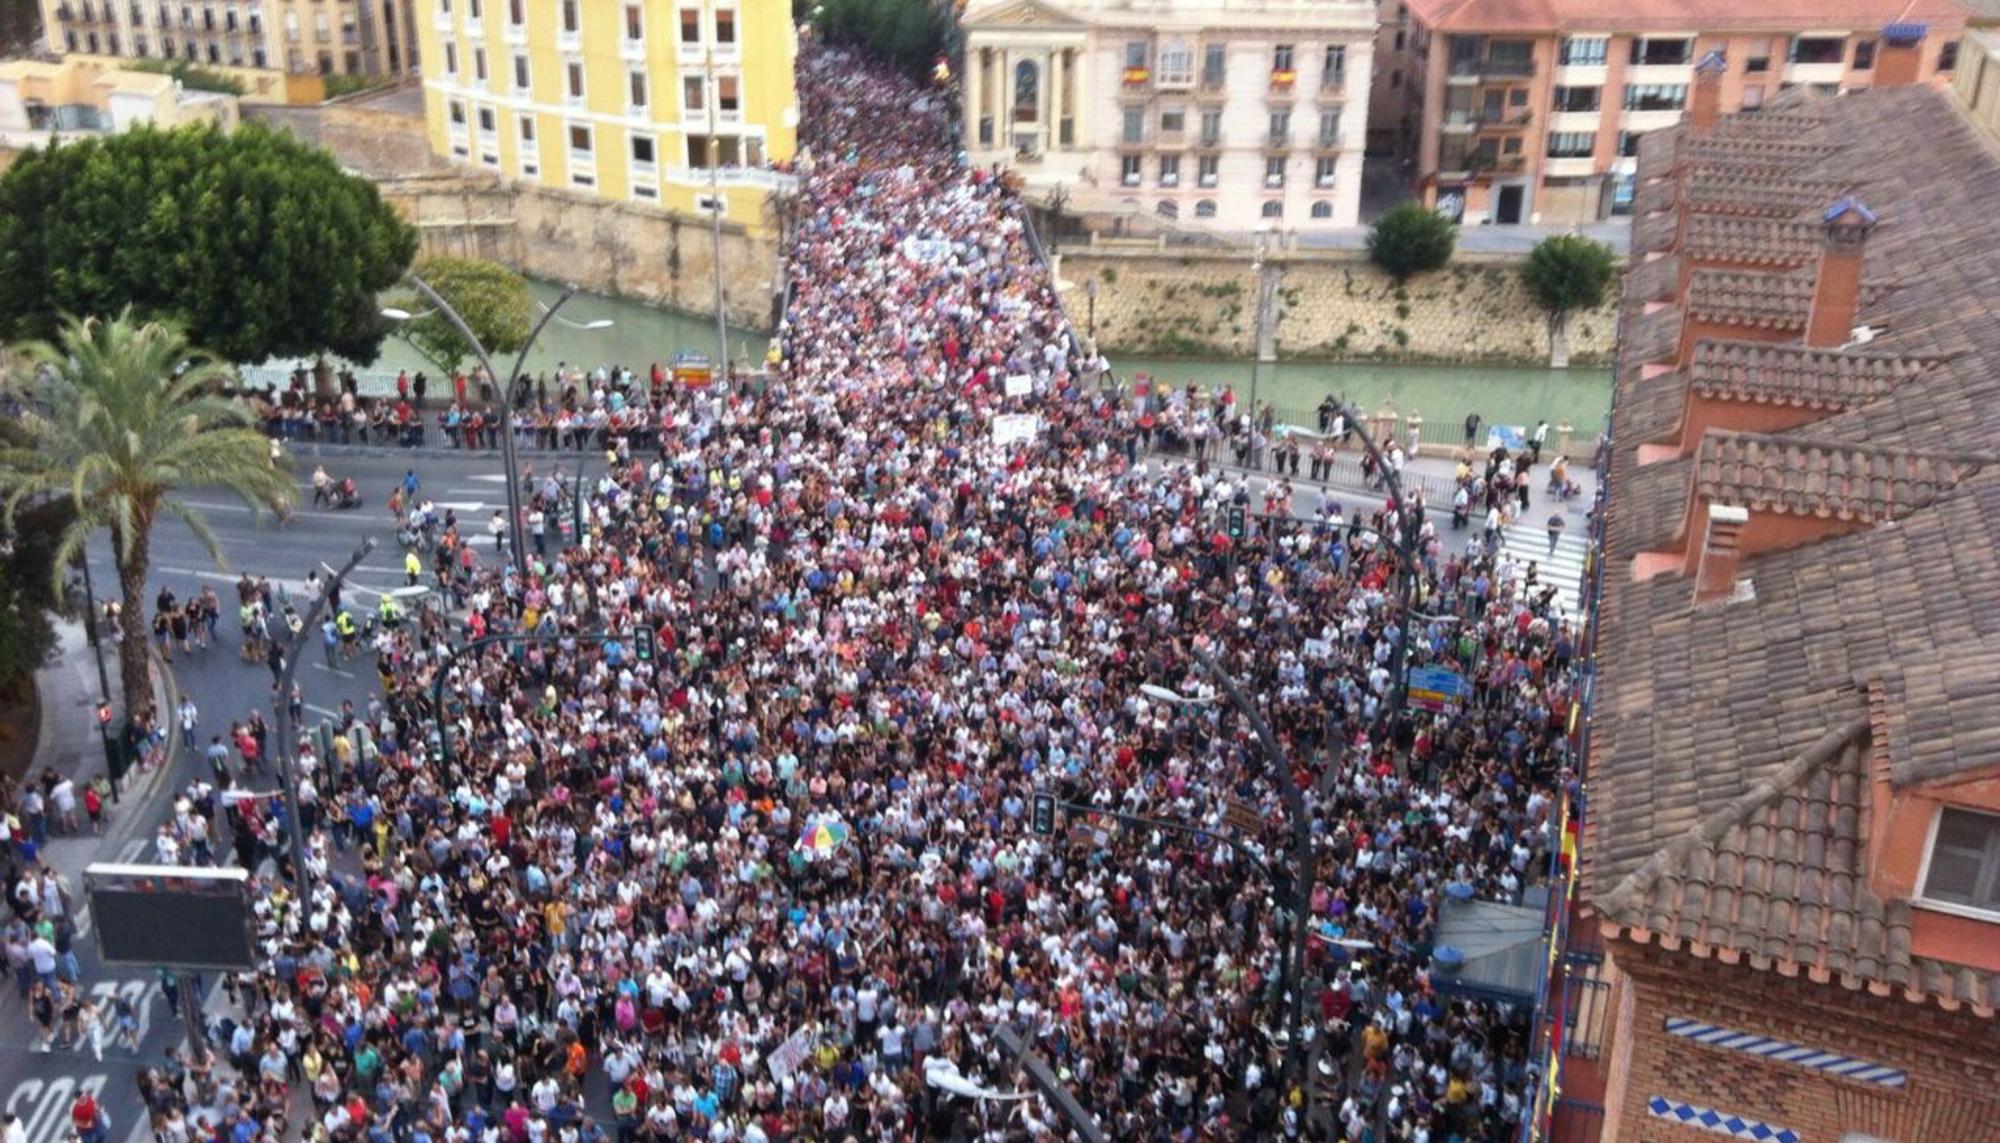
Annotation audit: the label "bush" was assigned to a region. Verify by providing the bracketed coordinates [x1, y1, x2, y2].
[1367, 204, 1456, 281]
[125, 58, 244, 95]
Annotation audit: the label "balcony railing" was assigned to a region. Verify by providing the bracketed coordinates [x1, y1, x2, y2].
[1269, 68, 1297, 93]
[1449, 56, 1535, 78]
[1122, 66, 1151, 87]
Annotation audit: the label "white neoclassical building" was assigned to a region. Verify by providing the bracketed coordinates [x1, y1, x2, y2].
[960, 0, 1377, 233]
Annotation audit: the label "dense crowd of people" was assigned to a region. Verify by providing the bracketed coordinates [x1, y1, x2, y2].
[1, 42, 1588, 1143]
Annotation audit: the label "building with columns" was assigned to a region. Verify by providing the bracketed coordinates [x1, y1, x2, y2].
[960, 0, 1377, 233]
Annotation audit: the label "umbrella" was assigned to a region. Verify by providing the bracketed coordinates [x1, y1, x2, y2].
[798, 820, 853, 856]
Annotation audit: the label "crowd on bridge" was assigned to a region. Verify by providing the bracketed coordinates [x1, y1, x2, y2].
[5, 41, 1591, 1143]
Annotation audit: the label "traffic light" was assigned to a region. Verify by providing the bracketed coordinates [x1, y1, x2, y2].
[633, 625, 655, 663]
[1226, 505, 1246, 541]
[1032, 793, 1056, 836]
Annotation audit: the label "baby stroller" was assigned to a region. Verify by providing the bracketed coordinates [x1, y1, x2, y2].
[332, 478, 363, 510]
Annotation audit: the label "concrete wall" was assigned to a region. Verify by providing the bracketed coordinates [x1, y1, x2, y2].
[245, 86, 450, 180]
[1063, 246, 1620, 365]
[377, 173, 781, 331]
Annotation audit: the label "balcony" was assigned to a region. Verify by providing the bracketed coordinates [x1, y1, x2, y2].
[1481, 107, 1532, 129]
[1156, 69, 1193, 91]
[1268, 69, 1298, 97]
[1159, 172, 1179, 187]
[557, 27, 580, 52]
[1449, 56, 1535, 80]
[464, 15, 482, 37]
[1493, 153, 1527, 173]
[620, 37, 645, 62]
[433, 9, 452, 35]
[1121, 171, 1141, 187]
[1156, 128, 1187, 149]
[1122, 66, 1151, 88]
[1264, 172, 1285, 189]
[503, 20, 526, 45]
[1317, 81, 1346, 105]
[1196, 78, 1227, 102]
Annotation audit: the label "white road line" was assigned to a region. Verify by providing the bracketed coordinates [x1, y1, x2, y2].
[6, 1075, 107, 1143]
[463, 474, 509, 484]
[310, 663, 358, 679]
[434, 500, 486, 512]
[304, 704, 346, 720]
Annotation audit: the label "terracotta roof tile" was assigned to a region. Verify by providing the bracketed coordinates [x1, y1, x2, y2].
[1690, 174, 1850, 218]
[1687, 339, 1938, 410]
[1401, 0, 1968, 34]
[1693, 430, 1980, 522]
[1685, 268, 1899, 329]
[1590, 85, 2000, 1015]
[1685, 216, 1823, 267]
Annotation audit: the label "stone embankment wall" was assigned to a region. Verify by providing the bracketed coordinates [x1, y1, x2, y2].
[1063, 249, 1621, 366]
[376, 173, 781, 331]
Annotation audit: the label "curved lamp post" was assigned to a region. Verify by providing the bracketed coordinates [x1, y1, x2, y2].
[383, 277, 610, 572]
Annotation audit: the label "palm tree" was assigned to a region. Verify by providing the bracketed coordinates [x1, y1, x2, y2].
[0, 311, 294, 716]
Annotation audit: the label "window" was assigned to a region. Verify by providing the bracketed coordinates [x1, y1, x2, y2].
[1314, 155, 1337, 187]
[1615, 130, 1641, 157]
[1940, 40, 1960, 71]
[566, 61, 584, 99]
[1746, 39, 1772, 72]
[513, 54, 529, 91]
[1194, 200, 1217, 218]
[473, 47, 486, 82]
[1552, 85, 1600, 112]
[1120, 154, 1142, 186]
[1261, 200, 1282, 219]
[1156, 200, 1178, 219]
[1322, 44, 1344, 87]
[680, 7, 699, 42]
[629, 70, 647, 108]
[714, 8, 733, 44]
[477, 106, 496, 133]
[1741, 84, 1765, 109]
[718, 75, 739, 114]
[568, 123, 592, 154]
[683, 76, 704, 111]
[1268, 110, 1290, 145]
[1546, 130, 1594, 158]
[1157, 154, 1180, 185]
[632, 134, 655, 164]
[449, 100, 467, 126]
[1124, 41, 1148, 70]
[1852, 39, 1875, 70]
[1630, 37, 1693, 66]
[624, 2, 642, 41]
[1272, 43, 1294, 72]
[467, 0, 480, 19]
[444, 42, 457, 75]
[1788, 36, 1845, 65]
[1122, 106, 1143, 144]
[1159, 39, 1192, 84]
[1202, 43, 1225, 87]
[509, 0, 523, 25]
[1197, 153, 1218, 186]
[1264, 155, 1285, 187]
[1923, 808, 2000, 914]
[1199, 109, 1222, 146]
[1160, 108, 1185, 135]
[1623, 84, 1687, 111]
[1317, 109, 1340, 146]
[561, 0, 578, 33]
[1311, 201, 1333, 219]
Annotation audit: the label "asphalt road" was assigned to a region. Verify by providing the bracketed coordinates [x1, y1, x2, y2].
[0, 445, 594, 1143]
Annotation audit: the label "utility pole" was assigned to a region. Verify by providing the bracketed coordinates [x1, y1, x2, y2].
[272, 536, 377, 908]
[706, 7, 729, 387]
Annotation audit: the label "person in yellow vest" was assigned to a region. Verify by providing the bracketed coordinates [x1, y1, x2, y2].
[404, 548, 422, 586]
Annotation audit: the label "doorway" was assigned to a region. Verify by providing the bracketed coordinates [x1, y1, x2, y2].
[1495, 183, 1525, 224]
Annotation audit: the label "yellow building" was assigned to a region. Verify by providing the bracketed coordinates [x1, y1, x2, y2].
[417, 0, 798, 234]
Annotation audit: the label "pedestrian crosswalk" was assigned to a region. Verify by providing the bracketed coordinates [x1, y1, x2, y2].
[1496, 516, 1592, 619]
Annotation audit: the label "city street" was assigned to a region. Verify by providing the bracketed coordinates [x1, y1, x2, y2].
[0, 447, 596, 1143]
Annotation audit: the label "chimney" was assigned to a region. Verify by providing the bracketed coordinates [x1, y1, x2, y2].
[1806, 197, 1877, 347]
[1875, 23, 1927, 87]
[1689, 50, 1728, 135]
[1694, 504, 1750, 605]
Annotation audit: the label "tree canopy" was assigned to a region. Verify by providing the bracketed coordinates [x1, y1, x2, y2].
[1520, 234, 1618, 320]
[394, 256, 535, 377]
[1367, 204, 1457, 281]
[0, 311, 292, 713]
[0, 122, 417, 366]
[812, 0, 946, 78]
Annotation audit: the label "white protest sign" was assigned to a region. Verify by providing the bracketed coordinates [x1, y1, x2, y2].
[1004, 374, 1032, 397]
[991, 413, 1040, 446]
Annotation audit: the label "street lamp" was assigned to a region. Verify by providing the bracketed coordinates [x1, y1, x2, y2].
[272, 535, 376, 909]
[1142, 649, 1316, 1114]
[385, 275, 603, 571]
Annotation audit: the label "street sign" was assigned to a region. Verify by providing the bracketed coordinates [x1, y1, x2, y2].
[1224, 798, 1262, 834]
[1032, 792, 1056, 836]
[1407, 665, 1469, 713]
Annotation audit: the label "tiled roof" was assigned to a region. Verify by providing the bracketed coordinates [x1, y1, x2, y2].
[1687, 340, 1938, 410]
[1689, 174, 1850, 218]
[1685, 216, 1823, 267]
[1591, 85, 2000, 1016]
[1623, 252, 1680, 306]
[1693, 430, 1979, 522]
[1685, 268, 1899, 329]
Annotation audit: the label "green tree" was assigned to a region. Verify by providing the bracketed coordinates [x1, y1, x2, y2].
[1520, 234, 1618, 367]
[0, 122, 417, 367]
[813, 0, 945, 78]
[0, 312, 294, 716]
[1367, 203, 1457, 282]
[393, 256, 534, 378]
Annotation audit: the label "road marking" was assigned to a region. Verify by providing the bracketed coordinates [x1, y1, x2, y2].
[147, 566, 399, 602]
[434, 500, 485, 512]
[305, 704, 346, 720]
[464, 475, 509, 484]
[310, 663, 358, 679]
[7, 1074, 108, 1143]
[176, 498, 374, 524]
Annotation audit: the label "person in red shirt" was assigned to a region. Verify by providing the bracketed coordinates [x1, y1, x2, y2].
[70, 1093, 107, 1143]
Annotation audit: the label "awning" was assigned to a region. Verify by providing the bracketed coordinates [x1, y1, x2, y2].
[1431, 894, 1550, 1005]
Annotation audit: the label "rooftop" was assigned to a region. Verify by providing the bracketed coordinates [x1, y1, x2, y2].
[1400, 0, 1970, 34]
[1586, 83, 2000, 1016]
